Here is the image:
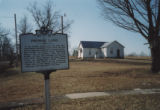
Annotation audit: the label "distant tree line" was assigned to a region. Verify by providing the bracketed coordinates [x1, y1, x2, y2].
[127, 51, 149, 57]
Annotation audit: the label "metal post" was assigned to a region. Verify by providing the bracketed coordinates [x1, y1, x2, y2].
[44, 72, 51, 110]
[61, 16, 63, 34]
[14, 14, 18, 67]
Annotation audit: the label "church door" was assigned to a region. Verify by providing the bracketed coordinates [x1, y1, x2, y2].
[117, 49, 120, 58]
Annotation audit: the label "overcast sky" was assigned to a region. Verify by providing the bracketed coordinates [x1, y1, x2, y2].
[0, 0, 150, 55]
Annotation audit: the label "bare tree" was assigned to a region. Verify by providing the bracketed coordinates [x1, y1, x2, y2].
[72, 49, 78, 57]
[27, 1, 72, 33]
[0, 25, 9, 37]
[0, 25, 14, 64]
[18, 15, 33, 34]
[0, 25, 9, 59]
[98, 0, 160, 73]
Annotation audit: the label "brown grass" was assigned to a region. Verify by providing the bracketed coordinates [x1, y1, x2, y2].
[1, 57, 160, 109]
[12, 94, 160, 110]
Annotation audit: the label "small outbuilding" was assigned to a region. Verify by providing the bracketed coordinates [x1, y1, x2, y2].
[78, 41, 124, 59]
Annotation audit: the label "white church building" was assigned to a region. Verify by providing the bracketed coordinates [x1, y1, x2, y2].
[78, 41, 124, 59]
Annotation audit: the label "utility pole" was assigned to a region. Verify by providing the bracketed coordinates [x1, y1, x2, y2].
[14, 14, 18, 67]
[61, 16, 63, 34]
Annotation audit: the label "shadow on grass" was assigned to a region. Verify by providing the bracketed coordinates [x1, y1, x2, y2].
[102, 68, 160, 79]
[0, 69, 21, 77]
[0, 62, 21, 77]
[0, 61, 9, 71]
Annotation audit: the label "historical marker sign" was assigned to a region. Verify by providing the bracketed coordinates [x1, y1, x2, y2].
[20, 33, 69, 72]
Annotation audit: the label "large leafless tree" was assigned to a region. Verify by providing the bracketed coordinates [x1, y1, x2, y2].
[27, 1, 72, 33]
[98, 0, 160, 73]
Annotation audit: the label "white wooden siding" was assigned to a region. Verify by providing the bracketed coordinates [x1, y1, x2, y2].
[106, 42, 124, 58]
[78, 44, 83, 58]
[83, 48, 101, 58]
[78, 41, 124, 59]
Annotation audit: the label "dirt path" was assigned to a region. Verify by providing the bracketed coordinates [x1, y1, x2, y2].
[65, 88, 160, 99]
[0, 88, 160, 109]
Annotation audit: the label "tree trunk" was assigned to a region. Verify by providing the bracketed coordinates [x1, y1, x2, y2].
[150, 38, 160, 73]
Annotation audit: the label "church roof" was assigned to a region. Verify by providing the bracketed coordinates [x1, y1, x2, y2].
[80, 41, 106, 48]
[80, 40, 124, 48]
[101, 41, 125, 48]
[101, 42, 111, 48]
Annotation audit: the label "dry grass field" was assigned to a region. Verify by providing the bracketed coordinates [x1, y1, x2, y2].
[1, 57, 160, 109]
[11, 94, 160, 110]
